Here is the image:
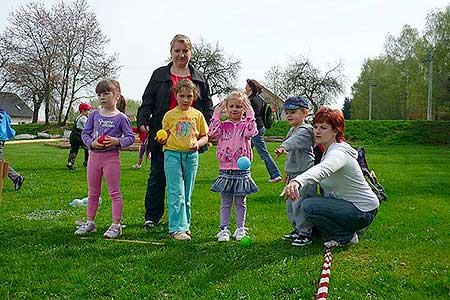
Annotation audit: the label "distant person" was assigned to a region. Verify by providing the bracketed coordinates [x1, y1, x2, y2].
[137, 34, 213, 230]
[130, 126, 150, 170]
[0, 106, 24, 191]
[245, 79, 282, 183]
[282, 107, 379, 247]
[208, 91, 259, 242]
[66, 103, 93, 170]
[75, 79, 134, 239]
[274, 96, 316, 247]
[156, 79, 208, 241]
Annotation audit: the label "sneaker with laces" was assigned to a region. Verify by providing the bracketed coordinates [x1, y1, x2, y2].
[14, 176, 25, 191]
[217, 227, 231, 242]
[103, 224, 122, 239]
[268, 176, 282, 183]
[233, 227, 248, 241]
[170, 231, 191, 241]
[66, 162, 75, 170]
[283, 229, 300, 240]
[324, 233, 359, 248]
[131, 164, 141, 170]
[141, 220, 156, 229]
[74, 221, 97, 235]
[324, 240, 340, 248]
[292, 235, 312, 247]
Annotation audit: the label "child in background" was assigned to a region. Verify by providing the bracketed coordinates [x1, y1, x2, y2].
[75, 79, 135, 239]
[131, 126, 150, 170]
[209, 91, 259, 242]
[157, 79, 208, 241]
[66, 103, 93, 170]
[274, 96, 317, 247]
[0, 106, 25, 191]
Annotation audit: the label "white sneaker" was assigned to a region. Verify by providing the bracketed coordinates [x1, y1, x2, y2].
[131, 164, 141, 170]
[217, 227, 231, 242]
[74, 221, 97, 235]
[349, 232, 359, 245]
[233, 227, 248, 241]
[170, 231, 191, 241]
[103, 224, 122, 239]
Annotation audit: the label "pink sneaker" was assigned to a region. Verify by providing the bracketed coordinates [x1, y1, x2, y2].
[269, 176, 282, 183]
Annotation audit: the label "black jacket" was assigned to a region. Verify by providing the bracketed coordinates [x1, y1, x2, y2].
[137, 62, 214, 152]
[248, 93, 264, 129]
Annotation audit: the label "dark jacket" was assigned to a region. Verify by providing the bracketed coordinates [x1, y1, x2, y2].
[248, 93, 264, 129]
[137, 62, 214, 152]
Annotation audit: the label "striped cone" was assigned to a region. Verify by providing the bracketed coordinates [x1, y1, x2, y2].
[316, 247, 333, 300]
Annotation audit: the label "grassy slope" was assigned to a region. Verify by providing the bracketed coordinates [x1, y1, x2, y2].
[266, 120, 450, 146]
[0, 143, 449, 299]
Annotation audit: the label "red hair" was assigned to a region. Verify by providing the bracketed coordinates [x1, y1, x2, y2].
[313, 107, 345, 142]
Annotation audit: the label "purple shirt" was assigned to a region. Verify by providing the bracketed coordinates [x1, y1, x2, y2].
[82, 110, 135, 152]
[208, 109, 258, 170]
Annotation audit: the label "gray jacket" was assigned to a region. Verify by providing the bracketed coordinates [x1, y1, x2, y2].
[281, 123, 315, 175]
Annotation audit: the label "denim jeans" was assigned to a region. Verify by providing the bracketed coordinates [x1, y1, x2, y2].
[251, 127, 281, 180]
[0, 141, 21, 182]
[286, 175, 317, 236]
[301, 196, 377, 243]
[164, 150, 199, 233]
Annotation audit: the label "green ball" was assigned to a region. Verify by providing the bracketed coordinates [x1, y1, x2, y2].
[240, 236, 252, 247]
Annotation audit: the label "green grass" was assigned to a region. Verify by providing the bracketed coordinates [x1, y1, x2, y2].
[266, 120, 450, 146]
[1, 143, 449, 299]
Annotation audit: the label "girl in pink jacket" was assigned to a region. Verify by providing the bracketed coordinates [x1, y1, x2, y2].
[208, 91, 259, 242]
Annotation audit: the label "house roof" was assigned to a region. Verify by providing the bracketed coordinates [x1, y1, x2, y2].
[260, 85, 284, 109]
[0, 92, 33, 118]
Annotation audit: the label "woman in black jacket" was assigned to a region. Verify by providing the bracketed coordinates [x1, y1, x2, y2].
[245, 79, 282, 182]
[137, 34, 214, 229]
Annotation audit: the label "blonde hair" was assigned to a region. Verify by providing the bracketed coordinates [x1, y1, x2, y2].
[170, 34, 193, 52]
[175, 79, 199, 101]
[224, 91, 249, 106]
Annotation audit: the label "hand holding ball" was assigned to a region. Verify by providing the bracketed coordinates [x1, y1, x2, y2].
[156, 129, 168, 140]
[240, 236, 252, 247]
[98, 135, 107, 145]
[237, 156, 251, 170]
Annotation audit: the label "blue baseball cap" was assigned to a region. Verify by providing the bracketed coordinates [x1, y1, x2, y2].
[282, 96, 309, 110]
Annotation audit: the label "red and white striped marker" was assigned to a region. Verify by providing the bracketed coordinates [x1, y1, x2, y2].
[316, 247, 333, 300]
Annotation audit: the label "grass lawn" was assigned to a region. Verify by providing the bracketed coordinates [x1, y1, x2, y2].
[0, 142, 449, 300]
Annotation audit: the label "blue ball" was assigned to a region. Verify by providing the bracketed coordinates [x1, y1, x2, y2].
[237, 156, 251, 170]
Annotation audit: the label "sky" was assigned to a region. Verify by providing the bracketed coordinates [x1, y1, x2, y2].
[1, 0, 449, 107]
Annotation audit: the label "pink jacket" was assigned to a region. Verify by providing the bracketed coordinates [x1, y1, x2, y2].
[208, 110, 258, 170]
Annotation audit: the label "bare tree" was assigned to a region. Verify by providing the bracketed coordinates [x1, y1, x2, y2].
[265, 57, 345, 113]
[4, 2, 60, 123]
[1, 0, 119, 124]
[0, 34, 16, 91]
[190, 38, 241, 96]
[52, 0, 119, 125]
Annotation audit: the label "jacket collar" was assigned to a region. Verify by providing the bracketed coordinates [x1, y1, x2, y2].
[154, 62, 204, 82]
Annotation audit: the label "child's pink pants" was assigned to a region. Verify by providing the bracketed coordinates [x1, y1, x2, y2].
[87, 150, 123, 221]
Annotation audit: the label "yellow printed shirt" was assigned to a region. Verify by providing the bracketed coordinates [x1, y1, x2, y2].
[162, 106, 208, 152]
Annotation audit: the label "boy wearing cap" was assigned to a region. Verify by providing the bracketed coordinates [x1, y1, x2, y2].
[66, 103, 93, 170]
[275, 96, 317, 247]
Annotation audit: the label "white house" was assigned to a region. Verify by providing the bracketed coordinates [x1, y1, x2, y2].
[0, 92, 33, 124]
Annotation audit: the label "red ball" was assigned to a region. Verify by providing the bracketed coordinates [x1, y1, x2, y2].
[98, 135, 107, 145]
